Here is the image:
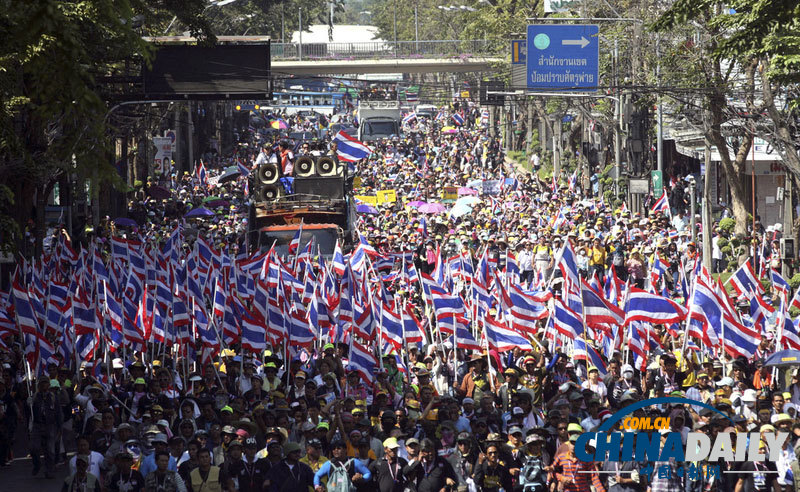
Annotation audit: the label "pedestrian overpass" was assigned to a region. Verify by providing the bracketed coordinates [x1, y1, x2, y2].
[271, 40, 504, 75]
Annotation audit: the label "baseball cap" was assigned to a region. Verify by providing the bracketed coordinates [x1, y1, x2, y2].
[716, 377, 734, 387]
[383, 437, 400, 449]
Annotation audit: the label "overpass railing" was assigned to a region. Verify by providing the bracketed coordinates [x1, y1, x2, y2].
[271, 40, 501, 61]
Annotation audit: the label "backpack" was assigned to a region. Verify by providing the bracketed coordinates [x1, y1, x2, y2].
[327, 459, 355, 492]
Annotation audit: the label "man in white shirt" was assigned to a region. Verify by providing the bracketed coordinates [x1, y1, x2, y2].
[70, 435, 104, 480]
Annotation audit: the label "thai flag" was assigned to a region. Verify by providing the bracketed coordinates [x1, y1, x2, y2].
[402, 304, 425, 344]
[448, 325, 482, 351]
[451, 112, 464, 126]
[332, 240, 346, 277]
[628, 322, 648, 371]
[687, 278, 733, 348]
[782, 317, 800, 351]
[357, 231, 378, 257]
[507, 283, 549, 334]
[623, 288, 688, 326]
[288, 222, 303, 257]
[240, 307, 267, 353]
[650, 191, 671, 216]
[770, 269, 791, 297]
[581, 280, 625, 328]
[237, 159, 251, 177]
[348, 341, 377, 383]
[556, 241, 581, 291]
[790, 286, 800, 312]
[553, 297, 585, 339]
[573, 338, 608, 376]
[380, 303, 405, 350]
[435, 109, 446, 121]
[484, 314, 533, 352]
[334, 130, 372, 162]
[417, 217, 428, 237]
[195, 161, 208, 187]
[402, 112, 417, 125]
[750, 295, 774, 332]
[567, 170, 577, 192]
[406, 92, 419, 103]
[723, 316, 761, 359]
[551, 210, 567, 232]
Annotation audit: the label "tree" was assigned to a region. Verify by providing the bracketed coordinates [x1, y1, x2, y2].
[654, 0, 800, 234]
[0, 0, 213, 257]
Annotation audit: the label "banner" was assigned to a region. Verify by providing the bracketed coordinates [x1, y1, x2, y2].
[355, 195, 378, 206]
[153, 137, 172, 175]
[376, 189, 397, 204]
[441, 186, 459, 203]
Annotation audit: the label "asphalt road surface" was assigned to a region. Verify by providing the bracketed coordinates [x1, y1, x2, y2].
[3, 422, 70, 492]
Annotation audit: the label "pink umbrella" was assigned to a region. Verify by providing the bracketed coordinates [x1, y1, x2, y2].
[458, 187, 478, 196]
[419, 202, 447, 214]
[407, 200, 427, 208]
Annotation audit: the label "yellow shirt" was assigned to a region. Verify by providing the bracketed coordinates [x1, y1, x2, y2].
[590, 247, 606, 266]
[301, 455, 329, 485]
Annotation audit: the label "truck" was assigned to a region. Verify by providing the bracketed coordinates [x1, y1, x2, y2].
[357, 100, 402, 142]
[248, 158, 357, 257]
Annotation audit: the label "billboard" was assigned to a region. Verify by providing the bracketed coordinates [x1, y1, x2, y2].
[143, 43, 271, 99]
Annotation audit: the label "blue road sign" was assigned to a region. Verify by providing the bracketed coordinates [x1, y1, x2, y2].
[511, 40, 526, 65]
[526, 24, 599, 91]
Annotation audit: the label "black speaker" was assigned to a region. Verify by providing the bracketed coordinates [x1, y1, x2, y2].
[294, 155, 316, 177]
[294, 176, 344, 200]
[316, 156, 337, 177]
[254, 184, 284, 201]
[257, 162, 280, 184]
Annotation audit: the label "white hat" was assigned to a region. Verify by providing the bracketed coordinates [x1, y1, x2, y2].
[112, 358, 123, 369]
[742, 389, 758, 402]
[152, 433, 168, 444]
[716, 377, 734, 388]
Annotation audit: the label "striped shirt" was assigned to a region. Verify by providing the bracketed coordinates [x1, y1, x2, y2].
[553, 452, 606, 492]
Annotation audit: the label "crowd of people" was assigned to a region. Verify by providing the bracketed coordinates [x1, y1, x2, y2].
[1, 94, 799, 492]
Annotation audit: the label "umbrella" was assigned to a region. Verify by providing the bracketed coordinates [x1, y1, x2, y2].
[458, 187, 478, 196]
[449, 203, 473, 218]
[763, 349, 800, 368]
[113, 217, 137, 227]
[218, 166, 241, 184]
[455, 196, 481, 207]
[419, 202, 447, 214]
[147, 185, 170, 200]
[441, 126, 458, 134]
[202, 196, 222, 203]
[407, 200, 427, 208]
[270, 119, 289, 130]
[356, 204, 379, 214]
[206, 200, 231, 209]
[184, 207, 215, 218]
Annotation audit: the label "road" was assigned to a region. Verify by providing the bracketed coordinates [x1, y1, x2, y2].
[3, 422, 70, 492]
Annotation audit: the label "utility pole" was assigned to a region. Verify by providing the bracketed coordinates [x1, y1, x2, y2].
[702, 138, 712, 270]
[614, 39, 621, 198]
[414, 1, 419, 51]
[689, 175, 697, 244]
[656, 37, 663, 173]
[298, 8, 303, 61]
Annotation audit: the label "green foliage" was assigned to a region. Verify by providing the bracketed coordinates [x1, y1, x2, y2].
[0, 0, 215, 255]
[654, 0, 800, 86]
[716, 237, 728, 250]
[0, 184, 19, 254]
[718, 217, 736, 233]
[720, 245, 732, 256]
[790, 274, 800, 291]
